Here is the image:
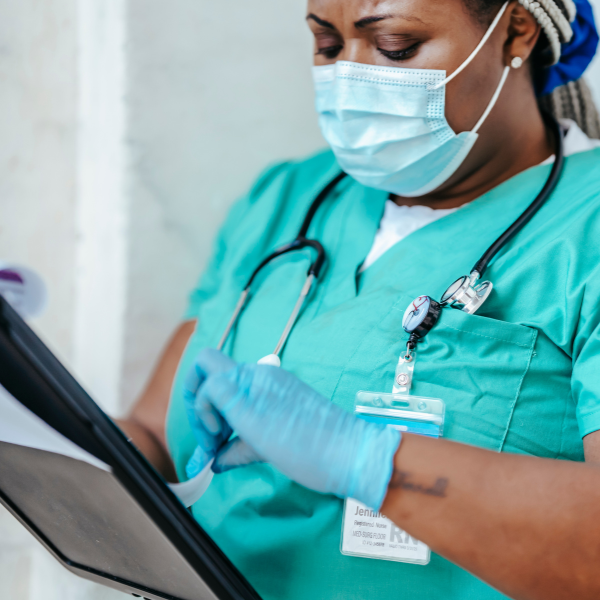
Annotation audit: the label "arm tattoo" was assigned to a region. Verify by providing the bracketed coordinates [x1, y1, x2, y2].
[389, 470, 448, 498]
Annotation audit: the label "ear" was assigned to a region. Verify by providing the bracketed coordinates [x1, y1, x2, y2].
[503, 2, 542, 66]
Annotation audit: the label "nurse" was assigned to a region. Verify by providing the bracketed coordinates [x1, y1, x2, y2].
[118, 0, 600, 598]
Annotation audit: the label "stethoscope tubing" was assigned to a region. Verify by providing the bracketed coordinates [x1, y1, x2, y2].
[216, 173, 345, 355]
[297, 171, 348, 239]
[470, 113, 564, 277]
[217, 114, 564, 360]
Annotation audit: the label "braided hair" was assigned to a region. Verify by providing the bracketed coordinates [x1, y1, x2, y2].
[466, 0, 600, 138]
[538, 78, 600, 138]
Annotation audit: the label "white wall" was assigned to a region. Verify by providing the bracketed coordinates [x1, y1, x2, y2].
[73, 0, 129, 416]
[0, 0, 78, 365]
[0, 0, 322, 598]
[1, 0, 599, 597]
[0, 1, 126, 596]
[121, 0, 323, 408]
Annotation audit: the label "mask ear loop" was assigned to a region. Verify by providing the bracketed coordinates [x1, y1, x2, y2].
[429, 0, 510, 91]
[471, 65, 511, 133]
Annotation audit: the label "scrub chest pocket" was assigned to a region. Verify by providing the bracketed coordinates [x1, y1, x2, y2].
[332, 296, 538, 453]
[411, 308, 538, 450]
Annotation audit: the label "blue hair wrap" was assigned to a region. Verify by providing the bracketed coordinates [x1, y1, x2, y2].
[536, 0, 599, 96]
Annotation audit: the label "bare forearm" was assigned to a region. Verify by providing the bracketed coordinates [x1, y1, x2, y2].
[380, 434, 600, 600]
[115, 417, 178, 482]
[113, 320, 196, 483]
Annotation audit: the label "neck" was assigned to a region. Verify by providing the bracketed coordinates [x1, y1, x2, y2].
[391, 78, 554, 210]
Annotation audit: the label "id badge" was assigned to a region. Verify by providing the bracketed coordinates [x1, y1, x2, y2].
[340, 391, 445, 565]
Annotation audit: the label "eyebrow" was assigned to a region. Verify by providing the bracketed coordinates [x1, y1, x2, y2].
[354, 15, 392, 28]
[306, 13, 336, 29]
[306, 12, 425, 31]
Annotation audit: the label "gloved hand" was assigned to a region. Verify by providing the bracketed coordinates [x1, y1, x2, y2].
[182, 351, 234, 480]
[184, 348, 402, 511]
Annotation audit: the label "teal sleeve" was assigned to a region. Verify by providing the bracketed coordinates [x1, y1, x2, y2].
[572, 260, 600, 438]
[573, 325, 600, 438]
[182, 161, 292, 321]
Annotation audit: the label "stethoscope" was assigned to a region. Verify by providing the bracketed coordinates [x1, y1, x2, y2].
[217, 115, 565, 367]
[216, 172, 347, 366]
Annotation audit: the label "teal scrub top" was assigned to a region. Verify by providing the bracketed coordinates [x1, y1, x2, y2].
[167, 147, 600, 600]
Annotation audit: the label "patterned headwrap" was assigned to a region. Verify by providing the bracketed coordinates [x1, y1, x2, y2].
[531, 0, 599, 96]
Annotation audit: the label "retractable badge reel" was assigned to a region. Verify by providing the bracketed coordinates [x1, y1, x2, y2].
[399, 271, 492, 390]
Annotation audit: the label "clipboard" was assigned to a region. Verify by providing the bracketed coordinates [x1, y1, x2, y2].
[0, 295, 262, 600]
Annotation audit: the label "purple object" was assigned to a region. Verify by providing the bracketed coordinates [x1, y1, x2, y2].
[0, 269, 24, 284]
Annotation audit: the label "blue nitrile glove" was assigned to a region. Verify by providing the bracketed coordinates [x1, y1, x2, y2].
[184, 348, 402, 511]
[183, 351, 235, 479]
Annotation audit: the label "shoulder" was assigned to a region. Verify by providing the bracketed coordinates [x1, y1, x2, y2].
[215, 148, 339, 241]
[537, 147, 600, 232]
[537, 148, 600, 311]
[221, 148, 343, 246]
[245, 148, 340, 207]
[557, 147, 600, 204]
[212, 148, 343, 269]
[547, 147, 600, 244]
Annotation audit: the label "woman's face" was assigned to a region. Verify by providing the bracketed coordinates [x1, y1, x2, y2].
[306, 0, 519, 139]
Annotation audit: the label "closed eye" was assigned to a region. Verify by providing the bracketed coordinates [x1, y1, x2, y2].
[378, 42, 420, 61]
[316, 45, 344, 60]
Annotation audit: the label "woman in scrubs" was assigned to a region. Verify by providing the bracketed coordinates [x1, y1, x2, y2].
[118, 0, 600, 598]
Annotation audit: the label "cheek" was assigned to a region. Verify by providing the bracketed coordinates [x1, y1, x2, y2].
[443, 47, 505, 132]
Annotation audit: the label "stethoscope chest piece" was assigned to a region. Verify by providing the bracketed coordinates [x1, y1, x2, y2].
[257, 353, 282, 367]
[440, 274, 493, 315]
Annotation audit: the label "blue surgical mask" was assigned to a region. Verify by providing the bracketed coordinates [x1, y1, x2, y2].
[312, 2, 511, 197]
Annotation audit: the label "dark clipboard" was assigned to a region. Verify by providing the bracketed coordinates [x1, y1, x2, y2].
[0, 295, 262, 600]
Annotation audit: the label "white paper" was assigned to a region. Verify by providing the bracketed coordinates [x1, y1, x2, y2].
[0, 383, 110, 471]
[0, 384, 213, 506]
[169, 460, 214, 508]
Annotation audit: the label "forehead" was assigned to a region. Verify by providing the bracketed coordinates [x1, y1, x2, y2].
[306, 0, 471, 27]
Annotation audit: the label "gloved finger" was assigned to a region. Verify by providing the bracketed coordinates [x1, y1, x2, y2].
[183, 365, 213, 429]
[194, 348, 237, 379]
[184, 349, 237, 437]
[198, 370, 244, 414]
[183, 348, 237, 402]
[185, 416, 235, 478]
[201, 413, 235, 454]
[183, 390, 224, 451]
[185, 444, 212, 479]
[193, 396, 226, 436]
[213, 437, 263, 473]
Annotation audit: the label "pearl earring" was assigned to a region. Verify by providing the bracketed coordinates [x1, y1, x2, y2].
[511, 56, 523, 69]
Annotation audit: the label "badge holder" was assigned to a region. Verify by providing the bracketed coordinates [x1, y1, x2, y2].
[340, 322, 446, 565]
